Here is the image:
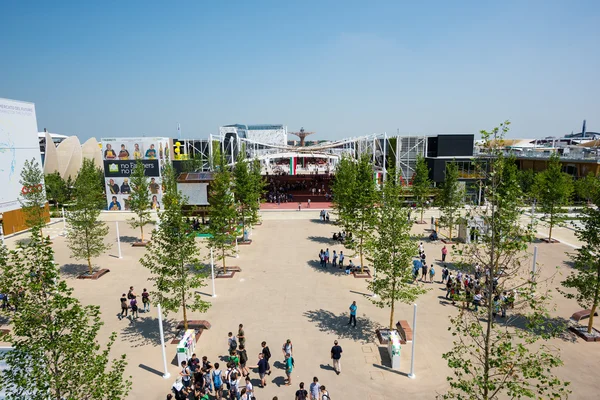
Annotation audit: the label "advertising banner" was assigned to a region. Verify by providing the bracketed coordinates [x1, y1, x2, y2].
[101, 137, 170, 211]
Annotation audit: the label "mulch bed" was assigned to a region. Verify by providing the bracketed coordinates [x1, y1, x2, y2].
[77, 269, 110, 280]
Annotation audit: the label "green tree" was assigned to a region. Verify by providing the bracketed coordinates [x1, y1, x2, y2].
[331, 156, 357, 232]
[128, 161, 152, 243]
[440, 122, 569, 400]
[140, 165, 211, 330]
[44, 171, 68, 211]
[249, 158, 266, 226]
[532, 153, 574, 242]
[574, 172, 600, 205]
[233, 146, 256, 239]
[518, 168, 536, 201]
[560, 195, 600, 334]
[347, 154, 378, 273]
[411, 154, 431, 223]
[19, 158, 47, 232]
[208, 149, 237, 274]
[438, 161, 463, 241]
[367, 170, 427, 329]
[0, 229, 131, 400]
[66, 158, 110, 274]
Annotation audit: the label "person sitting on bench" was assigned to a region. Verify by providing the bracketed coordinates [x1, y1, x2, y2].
[346, 260, 356, 274]
[333, 233, 338, 241]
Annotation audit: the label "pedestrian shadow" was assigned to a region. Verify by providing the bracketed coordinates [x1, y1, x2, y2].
[319, 363, 335, 371]
[119, 235, 140, 243]
[303, 309, 378, 344]
[271, 375, 287, 387]
[272, 360, 285, 370]
[120, 316, 177, 348]
[308, 235, 334, 244]
[306, 260, 345, 275]
[59, 263, 89, 279]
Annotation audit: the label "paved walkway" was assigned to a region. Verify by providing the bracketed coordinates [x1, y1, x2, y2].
[1, 209, 599, 399]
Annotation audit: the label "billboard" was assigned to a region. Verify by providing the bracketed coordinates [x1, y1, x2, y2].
[0, 98, 44, 213]
[101, 137, 171, 211]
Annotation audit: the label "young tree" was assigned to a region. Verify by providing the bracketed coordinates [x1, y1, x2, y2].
[411, 154, 431, 223]
[517, 168, 536, 201]
[331, 156, 357, 232]
[560, 193, 600, 334]
[248, 158, 266, 226]
[233, 147, 256, 239]
[438, 161, 463, 241]
[0, 228, 131, 399]
[532, 153, 574, 242]
[44, 171, 68, 211]
[574, 172, 600, 205]
[140, 165, 210, 330]
[208, 149, 237, 274]
[367, 170, 427, 328]
[66, 158, 110, 274]
[128, 161, 152, 243]
[19, 158, 47, 232]
[347, 154, 378, 273]
[440, 122, 569, 400]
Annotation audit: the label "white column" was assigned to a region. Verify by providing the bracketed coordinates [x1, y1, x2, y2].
[408, 303, 417, 379]
[157, 303, 171, 379]
[210, 247, 216, 297]
[116, 221, 122, 259]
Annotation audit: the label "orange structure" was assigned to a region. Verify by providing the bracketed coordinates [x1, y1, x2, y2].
[290, 127, 315, 147]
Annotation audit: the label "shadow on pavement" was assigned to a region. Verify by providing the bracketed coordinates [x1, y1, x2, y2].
[272, 360, 285, 370]
[271, 375, 287, 387]
[303, 309, 378, 344]
[59, 263, 89, 279]
[498, 314, 576, 342]
[308, 235, 334, 244]
[120, 316, 177, 348]
[139, 363, 164, 377]
[306, 260, 345, 275]
[372, 363, 409, 377]
[119, 235, 140, 243]
[376, 346, 392, 368]
[319, 363, 335, 371]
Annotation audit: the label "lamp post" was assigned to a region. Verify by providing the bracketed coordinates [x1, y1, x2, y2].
[408, 303, 418, 379]
[157, 303, 171, 379]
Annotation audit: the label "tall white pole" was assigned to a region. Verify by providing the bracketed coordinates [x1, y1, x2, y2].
[210, 247, 216, 297]
[116, 221, 122, 259]
[235, 237, 239, 258]
[157, 304, 171, 379]
[532, 246, 538, 282]
[408, 303, 417, 379]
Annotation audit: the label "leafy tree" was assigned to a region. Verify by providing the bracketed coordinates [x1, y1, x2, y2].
[517, 168, 536, 201]
[440, 121, 569, 400]
[348, 154, 378, 273]
[19, 158, 47, 232]
[0, 228, 131, 399]
[438, 161, 463, 241]
[66, 158, 110, 274]
[411, 154, 431, 223]
[249, 158, 266, 226]
[331, 156, 357, 232]
[140, 165, 210, 330]
[44, 171, 68, 211]
[560, 194, 600, 334]
[208, 148, 237, 274]
[574, 172, 600, 205]
[532, 153, 574, 242]
[233, 146, 256, 238]
[181, 153, 208, 173]
[367, 170, 427, 328]
[128, 161, 152, 242]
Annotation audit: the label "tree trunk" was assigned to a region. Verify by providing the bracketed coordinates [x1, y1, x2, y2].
[87, 255, 92, 275]
[222, 248, 227, 274]
[389, 301, 395, 330]
[182, 291, 188, 330]
[420, 207, 424, 223]
[548, 219, 553, 242]
[360, 237, 364, 274]
[448, 219, 453, 241]
[140, 224, 144, 242]
[588, 303, 597, 334]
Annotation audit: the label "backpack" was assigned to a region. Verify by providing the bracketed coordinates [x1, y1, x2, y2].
[291, 357, 295, 367]
[212, 370, 222, 388]
[322, 392, 331, 400]
[127, 292, 133, 299]
[229, 337, 237, 351]
[239, 350, 248, 364]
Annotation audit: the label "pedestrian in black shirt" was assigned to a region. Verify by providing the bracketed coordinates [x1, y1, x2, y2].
[330, 340, 343, 375]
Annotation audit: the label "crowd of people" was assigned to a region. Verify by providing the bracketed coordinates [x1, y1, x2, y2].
[118, 286, 150, 320]
[168, 324, 333, 400]
[265, 177, 332, 205]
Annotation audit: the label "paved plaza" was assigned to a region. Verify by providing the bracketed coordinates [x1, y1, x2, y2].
[2, 209, 600, 399]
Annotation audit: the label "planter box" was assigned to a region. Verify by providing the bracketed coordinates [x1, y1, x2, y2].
[77, 269, 110, 280]
[541, 238, 560, 244]
[132, 241, 150, 247]
[569, 325, 600, 342]
[353, 269, 372, 279]
[441, 239, 455, 244]
[216, 266, 241, 279]
[237, 240, 253, 245]
[376, 328, 393, 345]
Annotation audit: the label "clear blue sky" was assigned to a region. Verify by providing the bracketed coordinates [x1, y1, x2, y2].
[1, 1, 598, 141]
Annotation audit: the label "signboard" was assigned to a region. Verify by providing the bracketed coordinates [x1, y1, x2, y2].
[0, 98, 44, 213]
[101, 137, 170, 211]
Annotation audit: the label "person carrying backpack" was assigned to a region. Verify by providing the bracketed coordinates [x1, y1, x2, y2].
[320, 385, 331, 400]
[228, 369, 240, 399]
[141, 288, 150, 312]
[228, 332, 238, 356]
[212, 363, 224, 399]
[295, 382, 308, 400]
[284, 353, 294, 386]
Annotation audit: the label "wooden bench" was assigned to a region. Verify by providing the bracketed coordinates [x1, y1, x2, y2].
[570, 309, 598, 323]
[175, 320, 211, 331]
[396, 320, 413, 344]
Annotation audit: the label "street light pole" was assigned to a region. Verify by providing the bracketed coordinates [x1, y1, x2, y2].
[408, 303, 418, 379]
[157, 303, 171, 379]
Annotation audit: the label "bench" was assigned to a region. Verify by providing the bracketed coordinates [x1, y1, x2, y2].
[570, 309, 598, 323]
[170, 320, 211, 344]
[396, 320, 413, 344]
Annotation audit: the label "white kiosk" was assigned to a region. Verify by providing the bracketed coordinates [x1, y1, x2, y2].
[176, 329, 196, 366]
[387, 330, 401, 370]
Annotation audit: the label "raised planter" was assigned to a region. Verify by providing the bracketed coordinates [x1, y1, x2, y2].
[441, 239, 455, 244]
[170, 320, 211, 344]
[569, 325, 600, 342]
[132, 241, 150, 247]
[216, 266, 241, 279]
[415, 221, 428, 225]
[353, 269, 372, 279]
[237, 239, 253, 245]
[541, 238, 560, 244]
[376, 328, 392, 345]
[77, 269, 110, 280]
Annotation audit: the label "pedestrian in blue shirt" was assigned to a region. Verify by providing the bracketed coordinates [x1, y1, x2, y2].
[347, 301, 357, 327]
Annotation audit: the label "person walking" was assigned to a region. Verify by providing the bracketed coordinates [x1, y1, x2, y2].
[442, 265, 449, 283]
[238, 345, 249, 377]
[212, 363, 224, 399]
[282, 339, 293, 360]
[441, 245, 448, 262]
[142, 288, 150, 313]
[320, 386, 331, 400]
[284, 353, 294, 386]
[331, 340, 343, 375]
[429, 264, 435, 283]
[237, 324, 246, 349]
[295, 382, 307, 400]
[261, 341, 272, 375]
[324, 248, 330, 266]
[309, 377, 320, 400]
[228, 332, 238, 356]
[127, 286, 136, 300]
[249, 353, 269, 388]
[347, 301, 357, 327]
[180, 361, 192, 389]
[421, 263, 428, 282]
[298, 202, 302, 211]
[338, 251, 344, 269]
[307, 199, 311, 208]
[119, 293, 128, 320]
[332, 250, 338, 268]
[130, 296, 139, 319]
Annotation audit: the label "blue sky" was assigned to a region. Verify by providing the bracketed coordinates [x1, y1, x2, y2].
[1, 1, 598, 141]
